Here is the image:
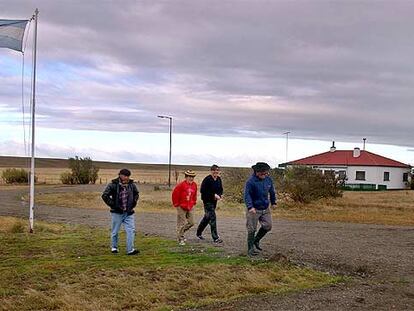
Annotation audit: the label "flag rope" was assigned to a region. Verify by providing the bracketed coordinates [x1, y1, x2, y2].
[21, 19, 32, 180]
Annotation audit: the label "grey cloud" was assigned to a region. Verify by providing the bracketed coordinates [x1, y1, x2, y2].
[1, 1, 414, 147]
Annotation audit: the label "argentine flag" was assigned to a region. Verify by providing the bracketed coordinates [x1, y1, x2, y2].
[0, 19, 28, 52]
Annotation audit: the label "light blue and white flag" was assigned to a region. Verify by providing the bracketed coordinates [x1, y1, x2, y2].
[0, 19, 29, 52]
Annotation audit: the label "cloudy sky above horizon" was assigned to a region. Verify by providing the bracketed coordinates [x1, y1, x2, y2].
[1, 1, 414, 166]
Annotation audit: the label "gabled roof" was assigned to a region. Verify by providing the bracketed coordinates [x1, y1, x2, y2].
[287, 150, 410, 168]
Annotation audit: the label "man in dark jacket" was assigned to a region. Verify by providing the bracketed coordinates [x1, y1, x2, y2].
[196, 164, 224, 243]
[102, 168, 139, 255]
[244, 162, 277, 257]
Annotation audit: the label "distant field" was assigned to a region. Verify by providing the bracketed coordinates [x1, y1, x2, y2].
[31, 186, 414, 226]
[0, 156, 212, 185]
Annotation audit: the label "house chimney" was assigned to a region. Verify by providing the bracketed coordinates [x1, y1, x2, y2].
[330, 141, 336, 152]
[363, 138, 366, 150]
[353, 147, 361, 158]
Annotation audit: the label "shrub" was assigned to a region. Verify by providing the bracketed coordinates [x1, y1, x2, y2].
[1, 168, 30, 184]
[221, 167, 251, 203]
[60, 171, 76, 185]
[67, 156, 99, 184]
[283, 166, 343, 203]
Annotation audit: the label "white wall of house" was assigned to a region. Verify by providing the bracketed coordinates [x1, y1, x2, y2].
[346, 166, 409, 189]
[311, 165, 410, 189]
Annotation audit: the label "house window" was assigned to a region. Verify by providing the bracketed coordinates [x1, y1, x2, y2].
[403, 173, 408, 182]
[338, 170, 346, 179]
[356, 171, 366, 181]
[383, 172, 390, 181]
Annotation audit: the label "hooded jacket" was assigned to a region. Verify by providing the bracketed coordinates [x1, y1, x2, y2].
[172, 180, 197, 211]
[102, 178, 139, 215]
[244, 174, 276, 210]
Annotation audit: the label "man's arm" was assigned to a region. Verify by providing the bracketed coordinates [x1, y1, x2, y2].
[244, 180, 254, 210]
[102, 183, 114, 207]
[217, 177, 224, 197]
[192, 184, 197, 205]
[132, 183, 139, 207]
[171, 183, 181, 207]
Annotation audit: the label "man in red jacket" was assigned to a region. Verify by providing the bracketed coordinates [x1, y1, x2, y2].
[172, 170, 198, 245]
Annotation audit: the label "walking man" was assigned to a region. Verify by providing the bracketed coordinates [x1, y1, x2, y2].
[244, 162, 277, 257]
[196, 164, 223, 243]
[102, 168, 140, 255]
[172, 170, 198, 245]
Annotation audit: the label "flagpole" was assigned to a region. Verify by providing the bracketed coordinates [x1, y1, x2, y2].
[29, 8, 38, 233]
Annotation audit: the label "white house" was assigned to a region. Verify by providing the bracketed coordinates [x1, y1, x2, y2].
[283, 143, 411, 190]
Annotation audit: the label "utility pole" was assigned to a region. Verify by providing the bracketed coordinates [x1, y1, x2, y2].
[157, 115, 173, 187]
[283, 131, 290, 164]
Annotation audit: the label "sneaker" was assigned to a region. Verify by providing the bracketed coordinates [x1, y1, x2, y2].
[197, 235, 205, 240]
[248, 249, 260, 257]
[179, 240, 186, 246]
[213, 238, 223, 244]
[111, 248, 119, 254]
[254, 241, 263, 251]
[127, 249, 140, 255]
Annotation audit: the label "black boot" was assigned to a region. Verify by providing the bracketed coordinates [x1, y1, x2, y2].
[254, 227, 268, 251]
[247, 232, 259, 257]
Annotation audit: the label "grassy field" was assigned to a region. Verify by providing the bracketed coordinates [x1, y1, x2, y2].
[0, 156, 212, 185]
[0, 216, 341, 311]
[31, 187, 414, 226]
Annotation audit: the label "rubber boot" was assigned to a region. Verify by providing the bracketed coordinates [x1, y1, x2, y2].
[253, 227, 268, 251]
[247, 232, 259, 257]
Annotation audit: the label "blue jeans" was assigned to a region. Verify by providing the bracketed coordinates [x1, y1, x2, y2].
[111, 212, 135, 253]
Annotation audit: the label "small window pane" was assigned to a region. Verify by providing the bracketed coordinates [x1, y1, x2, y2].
[384, 172, 390, 181]
[356, 171, 366, 181]
[403, 173, 408, 182]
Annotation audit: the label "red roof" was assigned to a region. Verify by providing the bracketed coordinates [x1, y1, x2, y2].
[288, 150, 410, 168]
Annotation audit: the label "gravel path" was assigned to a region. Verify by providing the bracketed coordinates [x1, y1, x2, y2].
[1, 185, 413, 310]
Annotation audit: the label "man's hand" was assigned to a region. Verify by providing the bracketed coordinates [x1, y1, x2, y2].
[271, 203, 277, 210]
[248, 207, 256, 214]
[214, 194, 221, 200]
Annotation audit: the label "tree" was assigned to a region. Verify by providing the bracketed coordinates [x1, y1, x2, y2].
[61, 156, 99, 184]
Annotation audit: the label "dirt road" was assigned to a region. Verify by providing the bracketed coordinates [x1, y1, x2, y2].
[1, 185, 413, 310]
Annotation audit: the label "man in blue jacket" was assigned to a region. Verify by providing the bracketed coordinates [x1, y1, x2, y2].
[244, 162, 277, 256]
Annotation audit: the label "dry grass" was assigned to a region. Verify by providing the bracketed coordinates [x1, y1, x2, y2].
[0, 216, 63, 234]
[0, 217, 341, 311]
[32, 189, 414, 226]
[277, 190, 414, 226]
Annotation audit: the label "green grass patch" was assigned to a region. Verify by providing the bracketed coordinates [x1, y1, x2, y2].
[0, 217, 343, 310]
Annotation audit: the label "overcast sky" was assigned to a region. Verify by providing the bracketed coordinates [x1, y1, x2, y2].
[1, 1, 414, 166]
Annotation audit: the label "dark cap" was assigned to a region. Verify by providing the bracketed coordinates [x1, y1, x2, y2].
[251, 162, 271, 172]
[119, 168, 131, 176]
